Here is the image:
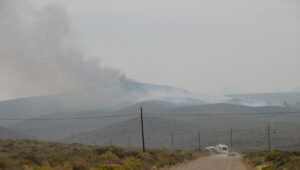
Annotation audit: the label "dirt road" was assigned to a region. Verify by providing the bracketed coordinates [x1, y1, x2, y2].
[169, 154, 250, 170]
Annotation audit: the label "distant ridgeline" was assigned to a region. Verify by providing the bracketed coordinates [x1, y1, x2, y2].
[1, 98, 299, 151]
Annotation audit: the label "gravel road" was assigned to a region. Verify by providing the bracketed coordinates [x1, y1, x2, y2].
[169, 154, 250, 170]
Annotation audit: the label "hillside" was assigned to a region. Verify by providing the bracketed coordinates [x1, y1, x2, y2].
[64, 116, 198, 148]
[64, 116, 193, 145]
[228, 92, 300, 106]
[0, 81, 222, 127]
[292, 102, 300, 109]
[11, 102, 300, 144]
[0, 126, 32, 139]
[10, 110, 108, 141]
[162, 103, 299, 115]
[10, 100, 183, 141]
[112, 100, 183, 115]
[63, 104, 300, 150]
[0, 95, 69, 127]
[64, 112, 300, 150]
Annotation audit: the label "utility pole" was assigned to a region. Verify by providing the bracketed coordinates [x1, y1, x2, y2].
[171, 132, 174, 149]
[147, 136, 151, 149]
[198, 131, 201, 150]
[267, 124, 270, 152]
[266, 124, 276, 152]
[128, 137, 130, 148]
[230, 128, 233, 151]
[140, 107, 145, 152]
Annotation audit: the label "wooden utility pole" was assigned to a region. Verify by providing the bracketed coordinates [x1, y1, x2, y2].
[267, 124, 271, 152]
[147, 136, 151, 149]
[171, 132, 174, 149]
[198, 131, 201, 150]
[140, 107, 145, 152]
[230, 128, 233, 151]
[266, 124, 276, 152]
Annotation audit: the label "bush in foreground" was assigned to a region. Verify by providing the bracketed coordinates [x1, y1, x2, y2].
[244, 150, 300, 170]
[0, 139, 206, 170]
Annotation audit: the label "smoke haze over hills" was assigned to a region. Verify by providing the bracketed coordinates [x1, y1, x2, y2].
[1, 0, 300, 103]
[0, 0, 136, 109]
[1, 0, 208, 110]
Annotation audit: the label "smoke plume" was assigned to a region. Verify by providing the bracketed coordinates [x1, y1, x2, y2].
[0, 0, 137, 109]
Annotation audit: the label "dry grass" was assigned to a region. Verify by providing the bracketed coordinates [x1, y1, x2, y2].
[243, 150, 300, 170]
[0, 139, 205, 170]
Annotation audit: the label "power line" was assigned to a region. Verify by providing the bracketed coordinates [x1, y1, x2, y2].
[0, 113, 138, 121]
[1, 111, 299, 121]
[145, 111, 300, 117]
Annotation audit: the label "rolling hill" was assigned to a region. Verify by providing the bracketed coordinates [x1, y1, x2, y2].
[292, 102, 300, 109]
[63, 116, 197, 149]
[228, 92, 300, 106]
[0, 95, 69, 127]
[10, 100, 183, 141]
[0, 81, 223, 127]
[10, 101, 300, 149]
[62, 103, 300, 150]
[0, 126, 33, 139]
[64, 114, 300, 150]
[162, 103, 299, 116]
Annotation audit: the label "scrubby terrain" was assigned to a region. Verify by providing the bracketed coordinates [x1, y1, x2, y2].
[8, 101, 300, 151]
[243, 150, 300, 170]
[0, 139, 206, 170]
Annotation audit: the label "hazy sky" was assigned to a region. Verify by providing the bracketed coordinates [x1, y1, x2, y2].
[3, 0, 300, 100]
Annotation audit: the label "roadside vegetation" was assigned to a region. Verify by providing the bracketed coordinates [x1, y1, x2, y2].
[0, 139, 207, 170]
[243, 150, 300, 170]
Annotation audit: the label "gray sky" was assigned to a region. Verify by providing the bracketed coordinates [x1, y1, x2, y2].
[2, 0, 300, 100]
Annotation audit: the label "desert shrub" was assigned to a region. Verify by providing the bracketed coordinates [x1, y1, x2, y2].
[166, 154, 177, 165]
[98, 163, 123, 170]
[136, 152, 155, 169]
[265, 151, 284, 162]
[243, 151, 267, 160]
[53, 161, 73, 170]
[0, 157, 13, 169]
[95, 147, 125, 159]
[72, 161, 89, 170]
[100, 152, 120, 164]
[123, 157, 144, 170]
[262, 165, 278, 170]
[110, 147, 125, 159]
[0, 139, 202, 170]
[137, 152, 153, 162]
[284, 158, 300, 170]
[264, 151, 290, 167]
[244, 151, 300, 170]
[32, 166, 53, 170]
[291, 151, 300, 156]
[48, 155, 65, 167]
[125, 150, 139, 157]
[24, 154, 43, 166]
[95, 148, 110, 155]
[152, 150, 190, 168]
[250, 158, 263, 167]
